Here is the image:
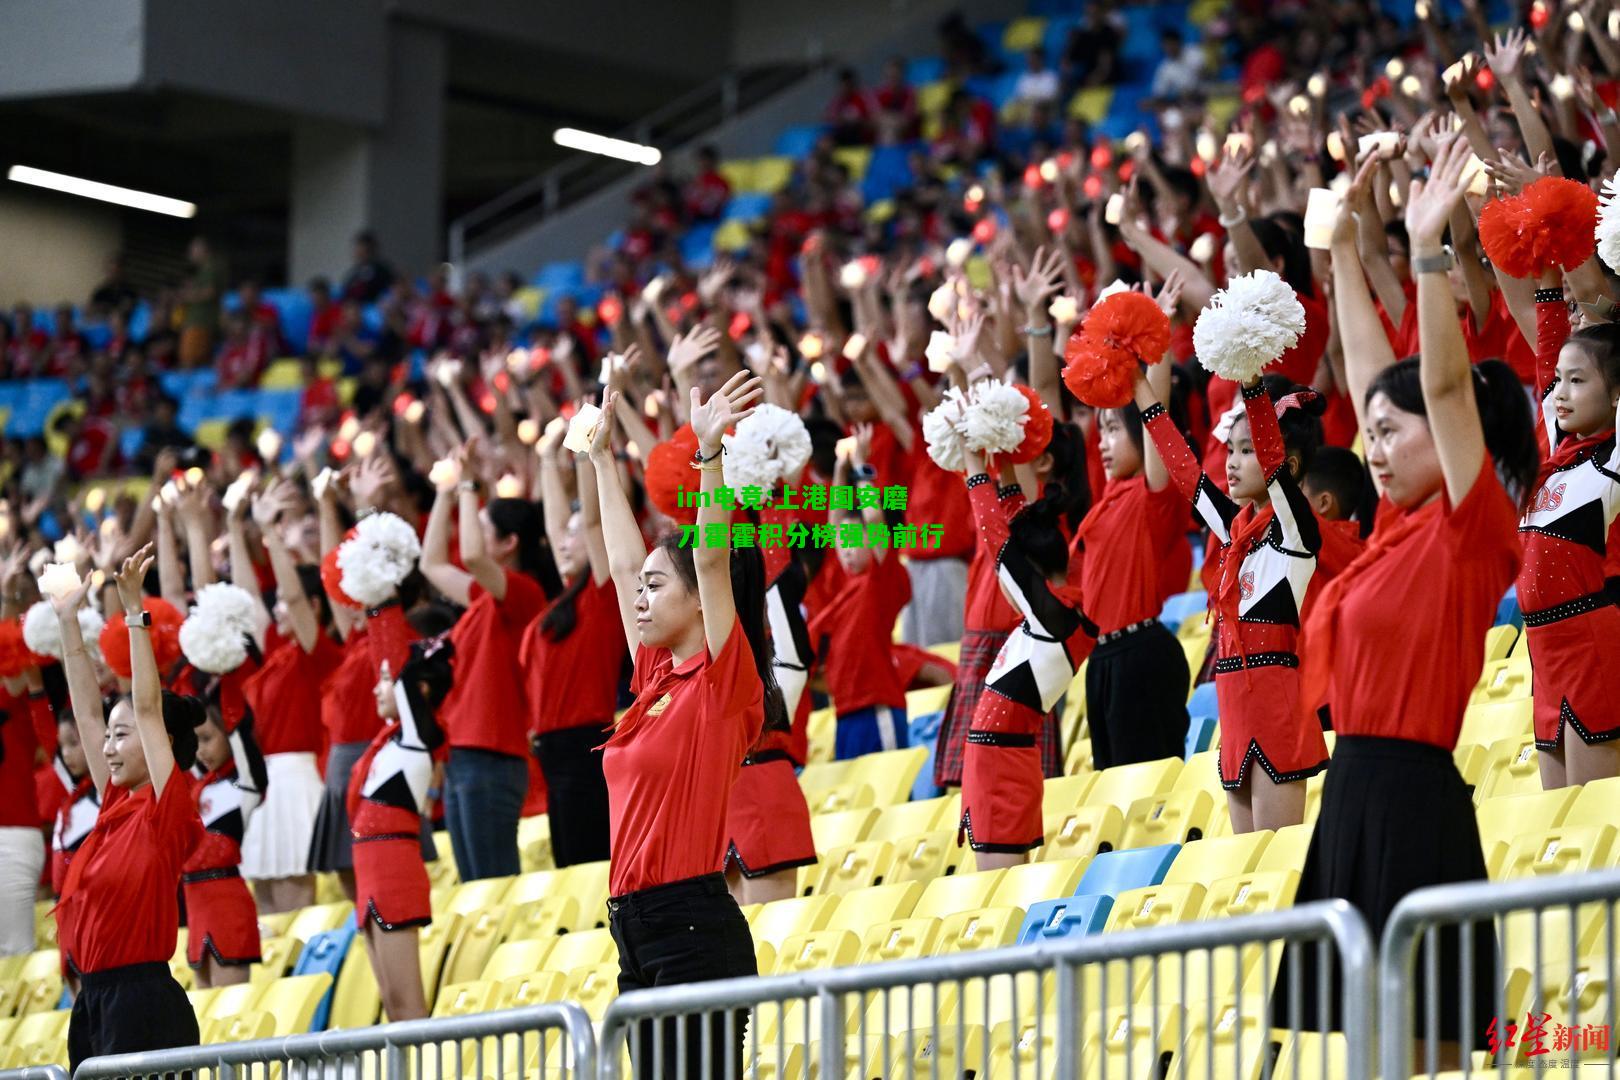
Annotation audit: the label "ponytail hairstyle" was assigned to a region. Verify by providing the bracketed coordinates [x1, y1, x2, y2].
[1566, 322, 1620, 395]
[1007, 496, 1072, 580]
[160, 691, 202, 771]
[1258, 374, 1328, 481]
[1365, 357, 1539, 509]
[653, 534, 790, 734]
[1037, 421, 1091, 534]
[538, 571, 591, 642]
[1100, 364, 1192, 453]
[294, 564, 334, 631]
[487, 498, 564, 600]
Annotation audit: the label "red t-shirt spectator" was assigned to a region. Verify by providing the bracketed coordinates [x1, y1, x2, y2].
[521, 576, 625, 737]
[685, 170, 732, 222]
[809, 553, 912, 715]
[243, 631, 345, 756]
[442, 569, 548, 758]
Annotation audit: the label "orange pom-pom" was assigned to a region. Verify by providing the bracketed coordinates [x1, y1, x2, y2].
[644, 425, 701, 524]
[1001, 384, 1054, 464]
[1061, 291, 1171, 408]
[0, 619, 44, 678]
[321, 533, 363, 610]
[99, 597, 185, 679]
[1478, 176, 1598, 278]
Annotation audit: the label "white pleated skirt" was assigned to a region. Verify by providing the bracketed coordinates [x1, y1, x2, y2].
[240, 751, 324, 880]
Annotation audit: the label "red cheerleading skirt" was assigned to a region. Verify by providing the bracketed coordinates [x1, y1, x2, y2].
[1526, 601, 1620, 749]
[959, 694, 1045, 854]
[183, 870, 262, 967]
[1214, 655, 1329, 791]
[723, 753, 817, 879]
[352, 834, 432, 932]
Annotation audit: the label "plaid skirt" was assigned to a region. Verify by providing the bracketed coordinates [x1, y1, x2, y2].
[933, 629, 1061, 787]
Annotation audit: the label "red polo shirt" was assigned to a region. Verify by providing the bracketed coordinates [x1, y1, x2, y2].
[602, 623, 763, 897]
[322, 629, 384, 746]
[0, 690, 41, 828]
[55, 777, 203, 974]
[808, 555, 912, 715]
[244, 632, 344, 756]
[521, 575, 624, 737]
[1076, 476, 1188, 634]
[443, 569, 547, 758]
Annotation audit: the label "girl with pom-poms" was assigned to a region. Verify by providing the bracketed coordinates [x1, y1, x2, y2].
[49, 547, 206, 1071]
[1134, 356, 1330, 832]
[1283, 134, 1541, 1053]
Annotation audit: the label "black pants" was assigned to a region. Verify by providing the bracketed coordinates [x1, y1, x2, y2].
[69, 961, 200, 1075]
[607, 873, 757, 1080]
[534, 722, 613, 867]
[1085, 622, 1190, 770]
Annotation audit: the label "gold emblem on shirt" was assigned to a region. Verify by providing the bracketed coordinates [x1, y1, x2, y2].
[645, 693, 673, 718]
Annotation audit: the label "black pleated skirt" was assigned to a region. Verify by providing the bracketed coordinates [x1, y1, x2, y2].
[1084, 621, 1189, 770]
[1275, 735, 1496, 1044]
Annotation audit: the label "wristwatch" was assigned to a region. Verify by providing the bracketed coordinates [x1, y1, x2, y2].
[126, 610, 152, 629]
[1411, 249, 1455, 275]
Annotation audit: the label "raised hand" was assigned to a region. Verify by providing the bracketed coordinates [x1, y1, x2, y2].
[952, 311, 986, 368]
[689, 371, 764, 453]
[49, 574, 93, 619]
[1406, 134, 1473, 246]
[1206, 145, 1255, 212]
[667, 325, 722, 373]
[851, 422, 874, 469]
[1484, 27, 1527, 81]
[1153, 269, 1185, 318]
[115, 544, 154, 615]
[1012, 247, 1066, 312]
[1483, 149, 1552, 197]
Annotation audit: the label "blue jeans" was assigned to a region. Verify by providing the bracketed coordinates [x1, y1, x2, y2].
[443, 747, 528, 881]
[834, 704, 908, 760]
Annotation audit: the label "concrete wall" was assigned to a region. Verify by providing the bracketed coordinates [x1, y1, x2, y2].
[0, 0, 145, 100]
[0, 189, 121, 307]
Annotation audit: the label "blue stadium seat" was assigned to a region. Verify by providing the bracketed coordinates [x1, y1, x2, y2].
[774, 124, 828, 159]
[1188, 681, 1218, 722]
[82, 323, 112, 351]
[292, 926, 356, 1031]
[964, 71, 1022, 111]
[1074, 844, 1180, 897]
[1018, 895, 1113, 944]
[1042, 16, 1081, 60]
[861, 144, 918, 204]
[535, 261, 586, 291]
[1159, 590, 1207, 632]
[265, 287, 314, 354]
[1185, 713, 1218, 758]
[257, 389, 303, 434]
[119, 426, 147, 462]
[1494, 587, 1522, 630]
[909, 710, 945, 800]
[128, 300, 153, 342]
[905, 57, 945, 85]
[679, 224, 719, 269]
[723, 192, 776, 223]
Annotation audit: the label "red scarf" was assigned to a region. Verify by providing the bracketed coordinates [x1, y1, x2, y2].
[1534, 427, 1615, 497]
[1298, 497, 1439, 721]
[1208, 501, 1278, 662]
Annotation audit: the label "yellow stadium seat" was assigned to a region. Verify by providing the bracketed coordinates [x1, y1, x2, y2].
[823, 882, 923, 934]
[868, 795, 956, 842]
[799, 759, 870, 814]
[495, 969, 567, 1009]
[432, 979, 501, 1018]
[1271, 1031, 1352, 1079]
[13, 948, 63, 1016]
[1078, 1005, 1184, 1079]
[1477, 787, 1578, 877]
[774, 929, 860, 973]
[416, 911, 463, 1006]
[864, 198, 897, 224]
[1040, 804, 1124, 862]
[500, 894, 579, 942]
[1303, 773, 1328, 824]
[1567, 776, 1620, 826]
[186, 987, 220, 1026]
[917, 80, 954, 117]
[1170, 1000, 1276, 1080]
[1087, 758, 1183, 816]
[1472, 654, 1532, 702]
[905, 684, 953, 718]
[831, 146, 872, 180]
[751, 895, 839, 950]
[1165, 832, 1271, 886]
[752, 157, 795, 193]
[541, 928, 616, 974]
[5, 1009, 69, 1062]
[913, 869, 1005, 921]
[249, 933, 302, 984]
[441, 907, 507, 986]
[934, 907, 1024, 953]
[717, 160, 756, 192]
[168, 948, 194, 993]
[32, 901, 54, 949]
[205, 1009, 274, 1045]
[1002, 16, 1047, 51]
[1459, 697, 1533, 748]
[286, 901, 354, 942]
[711, 219, 753, 254]
[482, 939, 554, 983]
[193, 418, 232, 451]
[562, 962, 619, 1019]
[990, 859, 1089, 909]
[255, 972, 334, 1036]
[1482, 623, 1518, 661]
[811, 840, 897, 896]
[1172, 749, 1225, 796]
[1069, 87, 1115, 123]
[851, 747, 929, 807]
[328, 932, 380, 1029]
[804, 705, 837, 764]
[1042, 772, 1097, 816]
[811, 807, 879, 851]
[518, 814, 554, 872]
[260, 358, 305, 388]
[1205, 94, 1243, 130]
[928, 640, 962, 665]
[1452, 743, 1486, 787]
[886, 828, 972, 883]
[1105, 883, 1206, 934]
[506, 866, 569, 905]
[1473, 735, 1541, 802]
[561, 861, 612, 928]
[1122, 787, 1215, 849]
[510, 286, 544, 322]
[1201, 869, 1300, 917]
[1255, 823, 1313, 873]
[858, 917, 941, 964]
[204, 979, 265, 1023]
[1498, 824, 1616, 879]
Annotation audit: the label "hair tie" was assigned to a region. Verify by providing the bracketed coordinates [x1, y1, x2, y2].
[1273, 389, 1321, 418]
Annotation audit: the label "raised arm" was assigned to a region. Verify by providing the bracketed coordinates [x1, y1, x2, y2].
[226, 482, 274, 631]
[420, 469, 475, 607]
[51, 578, 109, 796]
[456, 439, 509, 602]
[575, 454, 610, 585]
[176, 479, 216, 590]
[1243, 382, 1321, 554]
[588, 392, 650, 655]
[689, 372, 764, 656]
[1409, 135, 1490, 505]
[118, 546, 179, 798]
[1329, 157, 1402, 443]
[1013, 248, 1068, 415]
[1484, 30, 1558, 168]
[537, 431, 573, 565]
[251, 482, 320, 653]
[154, 500, 188, 612]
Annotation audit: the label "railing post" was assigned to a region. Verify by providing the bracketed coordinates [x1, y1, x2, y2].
[816, 986, 843, 1079]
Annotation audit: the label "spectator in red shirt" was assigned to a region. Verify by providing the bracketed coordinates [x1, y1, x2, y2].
[826, 67, 873, 145]
[7, 304, 48, 378]
[307, 278, 344, 356]
[872, 56, 919, 142]
[684, 145, 733, 223]
[47, 305, 85, 378]
[215, 312, 270, 389]
[934, 90, 997, 165]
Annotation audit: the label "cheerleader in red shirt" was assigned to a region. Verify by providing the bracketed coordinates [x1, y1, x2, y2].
[590, 376, 776, 1078]
[1282, 139, 1541, 1052]
[48, 713, 97, 897]
[354, 632, 453, 1022]
[184, 691, 267, 987]
[1137, 363, 1329, 830]
[1518, 284, 1620, 786]
[958, 446, 1097, 869]
[50, 549, 205, 1071]
[524, 439, 623, 867]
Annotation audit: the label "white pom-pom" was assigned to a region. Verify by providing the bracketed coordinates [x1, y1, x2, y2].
[960, 381, 1031, 455]
[1192, 269, 1306, 383]
[722, 404, 812, 491]
[922, 388, 971, 473]
[1598, 169, 1620, 273]
[179, 608, 247, 674]
[37, 562, 82, 600]
[337, 511, 422, 607]
[191, 582, 260, 637]
[22, 601, 103, 662]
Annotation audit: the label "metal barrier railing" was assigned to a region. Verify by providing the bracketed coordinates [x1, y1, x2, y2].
[72, 1002, 595, 1080]
[0, 1068, 68, 1080]
[598, 900, 1375, 1080]
[1381, 866, 1620, 1079]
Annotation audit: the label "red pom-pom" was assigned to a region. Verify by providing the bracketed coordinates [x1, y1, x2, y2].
[1001, 384, 1054, 465]
[321, 531, 364, 610]
[1478, 177, 1598, 278]
[99, 597, 185, 680]
[1060, 291, 1170, 409]
[0, 619, 45, 678]
[644, 425, 701, 524]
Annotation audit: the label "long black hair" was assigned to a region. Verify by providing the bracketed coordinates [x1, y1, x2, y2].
[539, 569, 591, 641]
[653, 534, 790, 734]
[1041, 421, 1091, 534]
[1257, 374, 1327, 481]
[1249, 217, 1316, 300]
[1365, 357, 1538, 508]
[488, 498, 564, 599]
[160, 691, 202, 771]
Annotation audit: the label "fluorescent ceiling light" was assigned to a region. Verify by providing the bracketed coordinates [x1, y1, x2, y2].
[7, 165, 197, 218]
[552, 128, 661, 166]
